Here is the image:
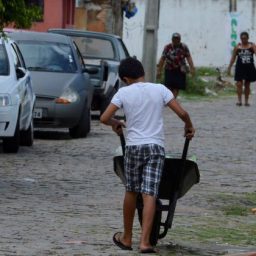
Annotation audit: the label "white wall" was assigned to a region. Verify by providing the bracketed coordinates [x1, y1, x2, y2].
[122, 0, 145, 60]
[123, 0, 256, 67]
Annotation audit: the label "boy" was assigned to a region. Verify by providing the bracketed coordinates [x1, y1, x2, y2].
[100, 57, 195, 253]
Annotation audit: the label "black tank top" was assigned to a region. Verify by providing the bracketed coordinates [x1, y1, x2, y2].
[236, 43, 254, 65]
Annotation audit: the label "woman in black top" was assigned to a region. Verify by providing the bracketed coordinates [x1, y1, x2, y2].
[228, 32, 256, 106]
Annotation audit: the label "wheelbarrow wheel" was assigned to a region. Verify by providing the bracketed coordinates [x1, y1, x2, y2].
[136, 195, 162, 246]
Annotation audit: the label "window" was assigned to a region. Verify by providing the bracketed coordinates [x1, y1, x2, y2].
[117, 39, 130, 60]
[0, 45, 9, 76]
[18, 41, 77, 73]
[73, 42, 85, 69]
[12, 43, 26, 68]
[73, 36, 115, 60]
[10, 45, 22, 69]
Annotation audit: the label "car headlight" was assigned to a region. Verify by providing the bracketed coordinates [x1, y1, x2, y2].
[55, 89, 79, 104]
[0, 94, 11, 106]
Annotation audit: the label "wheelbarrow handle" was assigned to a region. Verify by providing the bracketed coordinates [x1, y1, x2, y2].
[119, 132, 126, 155]
[181, 138, 190, 161]
[117, 125, 126, 155]
[177, 137, 190, 191]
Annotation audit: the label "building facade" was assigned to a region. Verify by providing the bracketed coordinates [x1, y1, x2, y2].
[74, 0, 123, 36]
[123, 0, 256, 67]
[30, 0, 75, 32]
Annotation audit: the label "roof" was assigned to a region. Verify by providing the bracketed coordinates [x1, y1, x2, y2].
[0, 36, 13, 45]
[48, 28, 121, 40]
[8, 31, 71, 44]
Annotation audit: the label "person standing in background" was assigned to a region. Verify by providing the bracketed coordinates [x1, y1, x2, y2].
[227, 31, 256, 106]
[157, 33, 195, 98]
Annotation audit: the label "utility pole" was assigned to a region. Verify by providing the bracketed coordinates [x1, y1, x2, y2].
[142, 0, 160, 82]
[230, 0, 237, 12]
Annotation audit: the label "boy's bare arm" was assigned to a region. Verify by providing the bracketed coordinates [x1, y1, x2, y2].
[100, 103, 125, 134]
[167, 99, 195, 139]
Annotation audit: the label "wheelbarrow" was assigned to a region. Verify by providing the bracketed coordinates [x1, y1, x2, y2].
[113, 133, 200, 245]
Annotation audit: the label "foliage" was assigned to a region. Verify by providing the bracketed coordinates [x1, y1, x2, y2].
[196, 67, 219, 76]
[223, 205, 249, 216]
[169, 192, 256, 248]
[0, 0, 42, 32]
[157, 66, 236, 98]
[185, 74, 209, 96]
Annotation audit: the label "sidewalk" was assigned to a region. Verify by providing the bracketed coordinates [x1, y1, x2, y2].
[0, 85, 255, 255]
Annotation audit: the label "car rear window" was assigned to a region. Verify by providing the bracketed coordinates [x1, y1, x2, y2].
[0, 45, 9, 76]
[17, 41, 77, 73]
[117, 39, 130, 60]
[72, 36, 115, 60]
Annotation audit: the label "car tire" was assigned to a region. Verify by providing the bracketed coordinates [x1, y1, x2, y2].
[69, 106, 91, 138]
[3, 118, 20, 153]
[20, 120, 34, 146]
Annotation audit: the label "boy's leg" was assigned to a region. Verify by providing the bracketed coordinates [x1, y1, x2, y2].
[122, 191, 137, 246]
[139, 193, 156, 250]
[139, 145, 165, 251]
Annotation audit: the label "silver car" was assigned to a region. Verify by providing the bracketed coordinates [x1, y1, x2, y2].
[0, 37, 35, 153]
[9, 31, 94, 138]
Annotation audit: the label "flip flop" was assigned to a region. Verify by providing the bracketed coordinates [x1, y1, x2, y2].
[113, 232, 132, 251]
[236, 102, 242, 106]
[245, 103, 250, 107]
[140, 247, 158, 253]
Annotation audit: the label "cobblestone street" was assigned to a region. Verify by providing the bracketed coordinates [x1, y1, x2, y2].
[0, 88, 255, 256]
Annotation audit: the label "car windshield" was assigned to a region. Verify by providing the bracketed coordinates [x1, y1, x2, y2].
[73, 36, 115, 60]
[17, 41, 77, 73]
[0, 45, 9, 76]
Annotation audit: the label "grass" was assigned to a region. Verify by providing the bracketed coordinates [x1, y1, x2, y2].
[196, 67, 219, 76]
[223, 206, 249, 216]
[157, 67, 236, 99]
[167, 192, 256, 247]
[172, 222, 256, 246]
[221, 192, 256, 216]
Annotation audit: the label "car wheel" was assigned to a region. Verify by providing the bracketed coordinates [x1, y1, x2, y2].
[20, 119, 34, 146]
[69, 106, 91, 138]
[100, 88, 116, 116]
[3, 118, 20, 153]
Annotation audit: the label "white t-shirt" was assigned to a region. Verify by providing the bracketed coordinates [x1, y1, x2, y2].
[111, 82, 174, 147]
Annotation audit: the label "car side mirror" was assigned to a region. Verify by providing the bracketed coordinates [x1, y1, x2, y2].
[16, 67, 26, 79]
[82, 67, 99, 75]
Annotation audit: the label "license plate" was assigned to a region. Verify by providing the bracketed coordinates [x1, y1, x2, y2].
[33, 108, 43, 119]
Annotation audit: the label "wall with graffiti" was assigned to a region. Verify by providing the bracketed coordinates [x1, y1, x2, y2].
[123, 0, 256, 67]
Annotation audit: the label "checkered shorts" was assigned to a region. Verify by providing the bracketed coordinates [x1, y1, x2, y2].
[124, 144, 165, 197]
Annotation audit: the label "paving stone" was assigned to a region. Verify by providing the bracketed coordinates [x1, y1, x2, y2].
[0, 86, 255, 255]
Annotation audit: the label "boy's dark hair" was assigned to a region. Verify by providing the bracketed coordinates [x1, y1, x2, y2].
[118, 57, 145, 80]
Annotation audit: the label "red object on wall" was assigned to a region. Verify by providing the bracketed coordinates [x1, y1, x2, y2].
[31, 0, 75, 32]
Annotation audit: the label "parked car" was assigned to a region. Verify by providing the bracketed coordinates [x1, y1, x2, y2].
[0, 36, 35, 153]
[9, 31, 95, 138]
[48, 29, 130, 114]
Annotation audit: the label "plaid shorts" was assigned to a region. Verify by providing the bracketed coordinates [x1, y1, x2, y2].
[124, 144, 165, 197]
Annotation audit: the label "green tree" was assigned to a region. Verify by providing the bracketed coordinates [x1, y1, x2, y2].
[0, 0, 42, 32]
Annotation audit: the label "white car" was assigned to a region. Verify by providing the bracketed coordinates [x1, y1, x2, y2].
[0, 37, 35, 153]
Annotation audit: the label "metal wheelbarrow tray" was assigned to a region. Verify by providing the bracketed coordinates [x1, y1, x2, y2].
[113, 137, 200, 245]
